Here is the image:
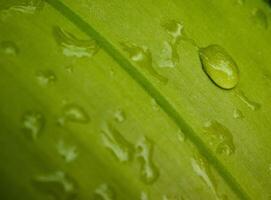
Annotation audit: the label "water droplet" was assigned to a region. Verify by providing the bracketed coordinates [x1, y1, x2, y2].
[252, 8, 268, 29]
[121, 42, 168, 83]
[22, 111, 45, 140]
[151, 98, 160, 111]
[136, 136, 159, 184]
[114, 109, 126, 123]
[162, 20, 184, 44]
[93, 184, 116, 200]
[158, 41, 178, 68]
[199, 45, 239, 89]
[58, 104, 90, 125]
[53, 26, 99, 58]
[33, 171, 78, 200]
[235, 90, 261, 111]
[233, 108, 244, 119]
[36, 70, 57, 86]
[0, 41, 19, 55]
[177, 129, 185, 142]
[101, 123, 134, 162]
[2, 0, 44, 14]
[191, 152, 218, 198]
[65, 65, 74, 73]
[140, 191, 149, 200]
[203, 120, 235, 156]
[57, 140, 78, 163]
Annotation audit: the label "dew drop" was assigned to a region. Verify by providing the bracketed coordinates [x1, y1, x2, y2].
[58, 104, 90, 125]
[53, 26, 99, 58]
[101, 123, 134, 162]
[235, 90, 261, 111]
[0, 41, 19, 55]
[233, 108, 244, 119]
[121, 42, 168, 83]
[2, 0, 44, 14]
[203, 120, 235, 156]
[36, 70, 57, 86]
[191, 153, 218, 198]
[93, 184, 116, 200]
[22, 111, 45, 140]
[252, 8, 268, 29]
[199, 45, 239, 89]
[57, 140, 78, 163]
[114, 109, 126, 123]
[136, 136, 159, 184]
[33, 171, 78, 200]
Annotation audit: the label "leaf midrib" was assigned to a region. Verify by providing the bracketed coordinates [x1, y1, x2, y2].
[44, 0, 250, 199]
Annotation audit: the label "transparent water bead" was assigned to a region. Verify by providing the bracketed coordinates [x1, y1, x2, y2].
[22, 111, 45, 140]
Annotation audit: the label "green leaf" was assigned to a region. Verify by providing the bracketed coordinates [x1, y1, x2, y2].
[0, 0, 271, 199]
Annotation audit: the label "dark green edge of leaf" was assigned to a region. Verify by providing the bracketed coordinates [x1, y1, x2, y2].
[45, 0, 251, 199]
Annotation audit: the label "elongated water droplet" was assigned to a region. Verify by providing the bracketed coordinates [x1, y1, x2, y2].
[36, 70, 57, 86]
[1, 0, 44, 14]
[58, 104, 90, 125]
[121, 42, 168, 83]
[0, 41, 19, 55]
[236, 90, 261, 111]
[93, 184, 116, 200]
[22, 111, 45, 140]
[203, 120, 235, 155]
[136, 136, 159, 184]
[233, 108, 244, 119]
[53, 26, 99, 58]
[191, 153, 218, 198]
[199, 45, 239, 89]
[33, 171, 78, 200]
[252, 8, 268, 29]
[101, 123, 134, 162]
[114, 109, 126, 123]
[57, 140, 78, 163]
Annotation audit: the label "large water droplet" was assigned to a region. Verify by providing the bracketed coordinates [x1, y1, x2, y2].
[101, 123, 134, 162]
[2, 0, 44, 14]
[22, 111, 45, 140]
[191, 152, 218, 198]
[33, 171, 78, 200]
[235, 90, 261, 111]
[57, 140, 78, 163]
[93, 184, 116, 200]
[53, 26, 99, 58]
[36, 70, 57, 86]
[114, 109, 126, 123]
[199, 45, 239, 89]
[121, 42, 168, 83]
[0, 41, 19, 55]
[252, 8, 268, 29]
[136, 136, 159, 184]
[203, 120, 235, 156]
[58, 104, 90, 125]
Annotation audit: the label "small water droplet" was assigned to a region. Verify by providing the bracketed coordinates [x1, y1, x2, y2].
[33, 171, 78, 200]
[58, 104, 90, 125]
[65, 65, 74, 73]
[136, 136, 159, 184]
[252, 8, 268, 29]
[0, 41, 19, 55]
[158, 41, 178, 68]
[162, 20, 184, 43]
[3, 0, 44, 14]
[93, 184, 116, 200]
[151, 98, 160, 111]
[203, 120, 235, 156]
[177, 129, 185, 142]
[114, 109, 126, 123]
[191, 152, 218, 198]
[233, 108, 244, 119]
[53, 26, 99, 58]
[36, 70, 57, 86]
[101, 123, 134, 162]
[121, 42, 168, 83]
[57, 140, 78, 163]
[235, 90, 261, 111]
[140, 191, 149, 200]
[22, 111, 45, 140]
[199, 45, 239, 89]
